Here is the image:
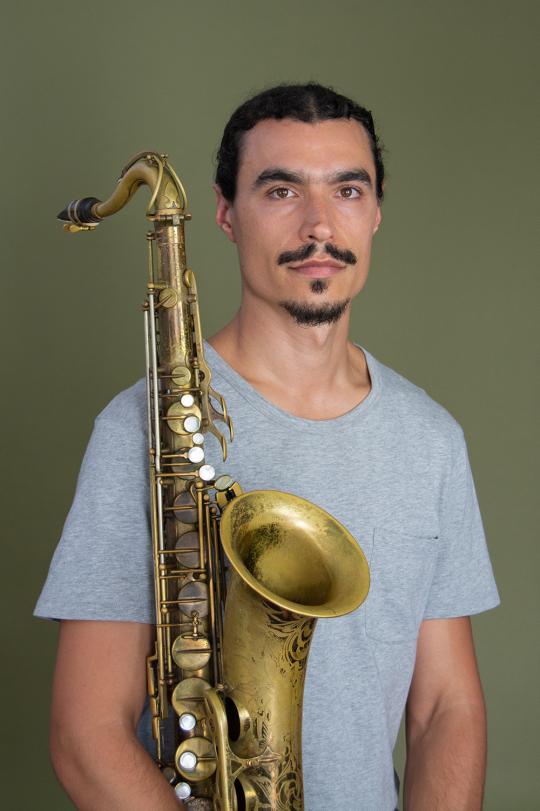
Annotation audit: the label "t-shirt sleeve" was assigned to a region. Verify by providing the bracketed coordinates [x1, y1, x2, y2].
[423, 427, 500, 619]
[33, 402, 155, 624]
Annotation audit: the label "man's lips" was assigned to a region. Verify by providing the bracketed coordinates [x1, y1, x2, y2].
[288, 261, 346, 278]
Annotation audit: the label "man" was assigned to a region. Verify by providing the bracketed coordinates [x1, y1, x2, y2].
[35, 83, 499, 810]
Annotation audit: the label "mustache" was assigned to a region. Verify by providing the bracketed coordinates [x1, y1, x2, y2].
[277, 242, 357, 266]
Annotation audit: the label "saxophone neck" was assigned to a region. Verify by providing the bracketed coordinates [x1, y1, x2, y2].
[57, 151, 189, 230]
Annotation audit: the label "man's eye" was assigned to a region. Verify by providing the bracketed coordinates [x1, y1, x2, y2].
[269, 187, 294, 199]
[339, 186, 362, 199]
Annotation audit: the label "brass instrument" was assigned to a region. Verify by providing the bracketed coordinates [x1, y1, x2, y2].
[58, 151, 370, 810]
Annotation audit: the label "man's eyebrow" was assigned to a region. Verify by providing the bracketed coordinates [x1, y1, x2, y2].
[253, 168, 305, 189]
[252, 167, 373, 190]
[329, 168, 373, 187]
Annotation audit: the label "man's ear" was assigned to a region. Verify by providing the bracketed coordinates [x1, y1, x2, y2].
[373, 203, 382, 234]
[373, 182, 384, 234]
[214, 183, 236, 243]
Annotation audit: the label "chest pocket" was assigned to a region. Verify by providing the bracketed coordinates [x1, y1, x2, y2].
[365, 527, 439, 643]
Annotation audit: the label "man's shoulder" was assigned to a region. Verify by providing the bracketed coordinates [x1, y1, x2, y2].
[95, 377, 147, 432]
[369, 350, 465, 446]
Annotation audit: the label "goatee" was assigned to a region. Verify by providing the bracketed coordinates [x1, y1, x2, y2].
[279, 298, 351, 326]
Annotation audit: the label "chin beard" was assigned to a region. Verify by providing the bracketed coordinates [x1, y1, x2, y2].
[310, 279, 328, 294]
[279, 298, 351, 326]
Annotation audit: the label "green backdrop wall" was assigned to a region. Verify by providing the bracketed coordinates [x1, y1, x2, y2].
[2, 1, 538, 808]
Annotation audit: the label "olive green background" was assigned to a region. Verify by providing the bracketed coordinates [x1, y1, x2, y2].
[2, 1, 538, 808]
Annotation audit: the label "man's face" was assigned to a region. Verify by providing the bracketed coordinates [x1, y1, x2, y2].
[215, 117, 382, 326]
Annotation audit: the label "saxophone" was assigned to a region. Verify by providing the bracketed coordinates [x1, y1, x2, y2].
[58, 151, 370, 810]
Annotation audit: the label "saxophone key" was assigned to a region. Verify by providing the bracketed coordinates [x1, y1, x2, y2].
[171, 365, 192, 386]
[184, 415, 201, 433]
[179, 751, 197, 771]
[165, 401, 201, 435]
[175, 737, 216, 782]
[172, 677, 212, 723]
[177, 580, 209, 618]
[171, 633, 211, 670]
[174, 782, 192, 800]
[188, 446, 205, 464]
[175, 531, 201, 568]
[158, 287, 179, 308]
[198, 464, 215, 482]
[179, 713, 197, 732]
[172, 491, 198, 524]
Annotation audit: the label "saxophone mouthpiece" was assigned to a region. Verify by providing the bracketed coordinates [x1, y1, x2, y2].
[57, 197, 102, 229]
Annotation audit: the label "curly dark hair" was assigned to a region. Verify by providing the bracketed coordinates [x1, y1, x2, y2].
[215, 82, 385, 203]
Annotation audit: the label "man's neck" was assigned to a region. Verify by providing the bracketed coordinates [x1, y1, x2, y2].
[207, 300, 371, 420]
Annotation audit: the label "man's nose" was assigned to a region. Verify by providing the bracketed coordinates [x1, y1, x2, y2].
[298, 194, 334, 243]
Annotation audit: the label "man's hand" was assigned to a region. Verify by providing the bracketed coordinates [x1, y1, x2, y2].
[50, 620, 183, 811]
[403, 617, 487, 811]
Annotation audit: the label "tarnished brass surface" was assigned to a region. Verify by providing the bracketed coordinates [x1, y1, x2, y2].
[221, 490, 369, 618]
[58, 152, 370, 809]
[217, 491, 369, 807]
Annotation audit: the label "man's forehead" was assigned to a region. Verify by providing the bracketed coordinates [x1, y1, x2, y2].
[239, 118, 375, 176]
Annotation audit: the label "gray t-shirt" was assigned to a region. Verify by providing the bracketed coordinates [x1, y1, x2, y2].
[35, 343, 499, 811]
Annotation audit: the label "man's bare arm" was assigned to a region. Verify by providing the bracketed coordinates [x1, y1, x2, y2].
[50, 620, 183, 811]
[403, 617, 487, 811]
